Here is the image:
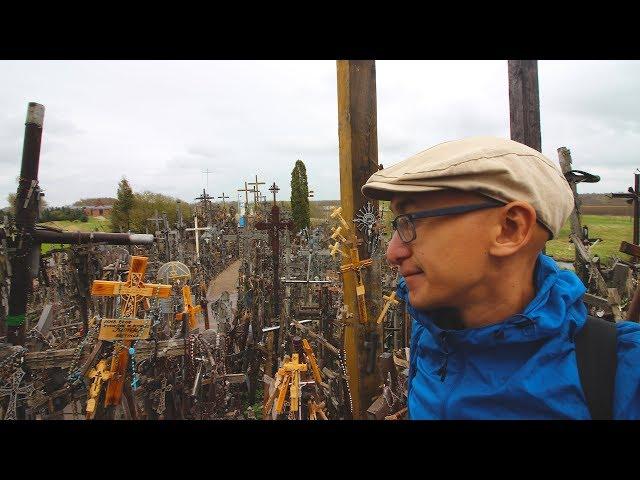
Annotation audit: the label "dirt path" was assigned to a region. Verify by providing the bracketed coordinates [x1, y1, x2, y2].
[205, 259, 241, 324]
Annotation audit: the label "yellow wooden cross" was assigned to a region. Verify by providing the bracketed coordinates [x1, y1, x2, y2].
[90, 255, 172, 406]
[376, 291, 400, 324]
[274, 353, 308, 414]
[85, 359, 112, 419]
[330, 206, 351, 232]
[308, 399, 328, 420]
[330, 242, 347, 258]
[302, 338, 323, 386]
[175, 285, 201, 331]
[330, 226, 348, 244]
[340, 244, 373, 324]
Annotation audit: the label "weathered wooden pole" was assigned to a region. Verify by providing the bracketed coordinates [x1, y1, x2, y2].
[508, 60, 542, 152]
[6, 102, 45, 345]
[336, 60, 382, 419]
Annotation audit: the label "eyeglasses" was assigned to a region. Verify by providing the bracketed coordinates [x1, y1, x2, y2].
[391, 201, 505, 243]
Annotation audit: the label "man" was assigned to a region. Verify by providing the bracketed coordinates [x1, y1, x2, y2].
[362, 136, 640, 419]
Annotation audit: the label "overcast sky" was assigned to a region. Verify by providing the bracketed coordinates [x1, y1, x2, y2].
[1, 60, 638, 208]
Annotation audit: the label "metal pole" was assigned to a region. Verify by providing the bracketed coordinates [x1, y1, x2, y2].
[6, 103, 45, 345]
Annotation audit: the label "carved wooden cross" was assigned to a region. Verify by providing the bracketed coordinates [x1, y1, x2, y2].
[0, 368, 34, 420]
[85, 359, 112, 419]
[175, 285, 201, 331]
[90, 256, 171, 406]
[340, 243, 373, 324]
[274, 353, 308, 414]
[255, 196, 295, 316]
[376, 291, 400, 324]
[185, 216, 213, 260]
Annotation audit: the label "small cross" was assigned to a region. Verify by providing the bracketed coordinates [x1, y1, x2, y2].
[330, 207, 351, 232]
[376, 291, 400, 324]
[269, 182, 280, 205]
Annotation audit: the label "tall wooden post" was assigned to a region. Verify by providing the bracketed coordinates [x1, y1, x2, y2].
[508, 60, 541, 152]
[6, 102, 45, 345]
[336, 60, 382, 419]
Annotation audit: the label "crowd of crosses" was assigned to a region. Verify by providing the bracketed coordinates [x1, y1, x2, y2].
[3, 61, 640, 420]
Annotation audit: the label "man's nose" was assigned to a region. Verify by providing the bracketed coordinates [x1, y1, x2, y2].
[386, 231, 411, 266]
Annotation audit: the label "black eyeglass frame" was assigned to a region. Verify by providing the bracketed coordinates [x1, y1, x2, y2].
[391, 201, 505, 243]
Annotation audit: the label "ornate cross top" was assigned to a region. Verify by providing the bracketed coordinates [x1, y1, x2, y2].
[90, 255, 172, 406]
[376, 291, 400, 324]
[330, 206, 351, 232]
[0, 368, 34, 420]
[85, 359, 112, 419]
[268, 182, 279, 205]
[176, 285, 201, 331]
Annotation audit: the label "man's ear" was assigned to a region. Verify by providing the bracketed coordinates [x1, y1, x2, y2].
[488, 202, 537, 257]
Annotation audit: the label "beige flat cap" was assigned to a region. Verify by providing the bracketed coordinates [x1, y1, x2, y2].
[362, 136, 574, 238]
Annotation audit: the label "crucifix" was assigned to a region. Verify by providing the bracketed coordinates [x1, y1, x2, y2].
[248, 174, 265, 207]
[0, 368, 34, 420]
[255, 183, 295, 317]
[85, 359, 112, 419]
[150, 377, 173, 417]
[376, 291, 400, 324]
[185, 216, 213, 260]
[90, 256, 172, 407]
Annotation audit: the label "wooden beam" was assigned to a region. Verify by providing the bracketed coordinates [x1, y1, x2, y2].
[508, 60, 542, 152]
[620, 240, 640, 258]
[336, 60, 382, 419]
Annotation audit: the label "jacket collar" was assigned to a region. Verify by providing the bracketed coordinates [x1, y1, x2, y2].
[397, 253, 587, 349]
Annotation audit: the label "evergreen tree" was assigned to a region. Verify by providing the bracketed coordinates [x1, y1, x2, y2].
[111, 177, 135, 232]
[290, 159, 311, 232]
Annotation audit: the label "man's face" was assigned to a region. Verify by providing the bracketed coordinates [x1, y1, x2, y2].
[387, 190, 497, 311]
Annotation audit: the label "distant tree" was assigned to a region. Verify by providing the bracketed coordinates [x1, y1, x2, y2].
[127, 191, 192, 233]
[111, 177, 135, 232]
[6, 187, 47, 220]
[290, 159, 311, 232]
[73, 197, 117, 207]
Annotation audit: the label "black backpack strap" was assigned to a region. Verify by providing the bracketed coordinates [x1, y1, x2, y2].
[574, 315, 618, 420]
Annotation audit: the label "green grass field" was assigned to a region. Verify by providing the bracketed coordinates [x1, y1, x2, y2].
[39, 217, 111, 254]
[545, 214, 634, 263]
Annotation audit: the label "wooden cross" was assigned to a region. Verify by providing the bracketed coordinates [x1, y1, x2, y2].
[217, 192, 230, 215]
[175, 285, 201, 331]
[308, 399, 328, 420]
[150, 378, 173, 416]
[185, 216, 213, 260]
[268, 182, 279, 205]
[238, 182, 257, 216]
[248, 174, 265, 206]
[376, 291, 400, 324]
[339, 240, 373, 324]
[255, 202, 295, 317]
[85, 359, 112, 419]
[273, 353, 308, 414]
[90, 256, 171, 406]
[330, 206, 351, 232]
[0, 368, 34, 420]
[302, 338, 323, 386]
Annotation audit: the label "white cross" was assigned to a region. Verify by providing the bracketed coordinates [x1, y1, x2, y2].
[185, 216, 213, 259]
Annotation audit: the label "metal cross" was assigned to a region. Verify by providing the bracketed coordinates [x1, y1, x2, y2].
[203, 169, 213, 190]
[0, 368, 34, 420]
[150, 377, 173, 416]
[269, 182, 280, 205]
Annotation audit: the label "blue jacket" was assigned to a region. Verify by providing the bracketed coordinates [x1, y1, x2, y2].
[399, 253, 640, 419]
